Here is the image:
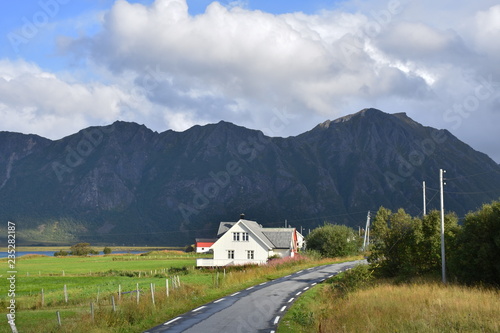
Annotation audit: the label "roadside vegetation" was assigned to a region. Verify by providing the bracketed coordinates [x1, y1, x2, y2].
[280, 268, 500, 332]
[280, 199, 500, 332]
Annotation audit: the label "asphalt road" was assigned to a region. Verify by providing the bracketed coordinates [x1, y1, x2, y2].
[145, 260, 366, 333]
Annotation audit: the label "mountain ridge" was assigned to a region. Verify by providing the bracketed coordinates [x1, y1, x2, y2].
[1, 109, 499, 246]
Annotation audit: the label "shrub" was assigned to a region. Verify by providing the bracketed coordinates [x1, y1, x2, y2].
[168, 266, 189, 275]
[54, 250, 69, 256]
[306, 223, 360, 258]
[267, 254, 281, 261]
[103, 247, 112, 255]
[330, 264, 374, 298]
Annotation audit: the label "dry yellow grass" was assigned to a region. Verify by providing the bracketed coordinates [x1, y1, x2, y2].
[315, 282, 500, 333]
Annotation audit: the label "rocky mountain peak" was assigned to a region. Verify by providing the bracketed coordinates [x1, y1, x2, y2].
[1, 108, 499, 246]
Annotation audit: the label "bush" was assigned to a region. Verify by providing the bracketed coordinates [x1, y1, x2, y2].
[306, 223, 360, 258]
[168, 266, 189, 275]
[103, 247, 112, 255]
[330, 264, 374, 298]
[54, 250, 69, 256]
[267, 254, 281, 261]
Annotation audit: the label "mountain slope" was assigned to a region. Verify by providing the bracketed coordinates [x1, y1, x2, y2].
[1, 109, 499, 245]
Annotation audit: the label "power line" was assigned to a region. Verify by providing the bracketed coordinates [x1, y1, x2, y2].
[445, 169, 500, 181]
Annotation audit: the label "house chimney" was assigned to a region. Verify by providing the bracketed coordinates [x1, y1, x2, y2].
[240, 213, 245, 220]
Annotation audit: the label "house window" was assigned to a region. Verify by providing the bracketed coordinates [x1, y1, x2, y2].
[242, 232, 249, 241]
[228, 250, 235, 259]
[233, 232, 240, 241]
[247, 250, 254, 259]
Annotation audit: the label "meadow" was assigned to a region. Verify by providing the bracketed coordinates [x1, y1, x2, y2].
[1, 249, 359, 332]
[279, 275, 500, 333]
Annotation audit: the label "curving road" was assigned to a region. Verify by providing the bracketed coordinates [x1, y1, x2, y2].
[144, 260, 365, 333]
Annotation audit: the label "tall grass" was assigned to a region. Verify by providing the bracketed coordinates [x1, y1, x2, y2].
[280, 278, 500, 333]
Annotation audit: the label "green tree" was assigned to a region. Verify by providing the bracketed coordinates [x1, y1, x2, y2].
[450, 200, 500, 286]
[70, 243, 95, 256]
[306, 223, 360, 258]
[368, 207, 459, 278]
[415, 210, 459, 274]
[368, 207, 392, 263]
[103, 246, 112, 255]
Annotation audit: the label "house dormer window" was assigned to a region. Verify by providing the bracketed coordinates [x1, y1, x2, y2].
[242, 232, 249, 241]
[233, 232, 240, 241]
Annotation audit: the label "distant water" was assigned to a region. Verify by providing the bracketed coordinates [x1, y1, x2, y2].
[0, 251, 145, 258]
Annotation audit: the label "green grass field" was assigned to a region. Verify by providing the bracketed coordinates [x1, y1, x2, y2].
[1, 249, 359, 332]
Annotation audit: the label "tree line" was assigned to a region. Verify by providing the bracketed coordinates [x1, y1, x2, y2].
[305, 200, 500, 286]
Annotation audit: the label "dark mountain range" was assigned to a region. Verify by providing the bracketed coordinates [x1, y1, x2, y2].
[1, 108, 499, 246]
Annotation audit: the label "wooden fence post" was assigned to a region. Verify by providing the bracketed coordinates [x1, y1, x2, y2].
[56, 311, 61, 326]
[64, 285, 68, 303]
[150, 283, 155, 307]
[136, 283, 139, 304]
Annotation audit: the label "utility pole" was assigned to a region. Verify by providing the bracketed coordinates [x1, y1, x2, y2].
[284, 219, 287, 228]
[440, 169, 446, 284]
[423, 181, 427, 216]
[362, 211, 371, 251]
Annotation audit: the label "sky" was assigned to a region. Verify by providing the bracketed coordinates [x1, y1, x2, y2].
[0, 0, 499, 162]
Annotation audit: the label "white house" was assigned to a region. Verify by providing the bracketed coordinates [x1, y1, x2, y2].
[196, 217, 305, 267]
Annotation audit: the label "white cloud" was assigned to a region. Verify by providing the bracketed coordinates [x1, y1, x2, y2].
[0, 59, 126, 138]
[1, 0, 499, 162]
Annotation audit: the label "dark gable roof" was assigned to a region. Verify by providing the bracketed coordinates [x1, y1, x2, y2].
[262, 229, 294, 249]
[217, 222, 236, 237]
[240, 220, 275, 249]
[195, 238, 217, 243]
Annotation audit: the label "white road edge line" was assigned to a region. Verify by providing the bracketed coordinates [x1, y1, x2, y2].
[260, 282, 267, 285]
[303, 287, 309, 291]
[247, 286, 254, 290]
[296, 291, 302, 296]
[284, 275, 291, 278]
[311, 283, 317, 286]
[280, 306, 286, 312]
[192, 306, 206, 312]
[231, 292, 240, 296]
[274, 316, 280, 324]
[164, 317, 182, 326]
[214, 298, 225, 303]
[296, 270, 304, 274]
[288, 298, 294, 303]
